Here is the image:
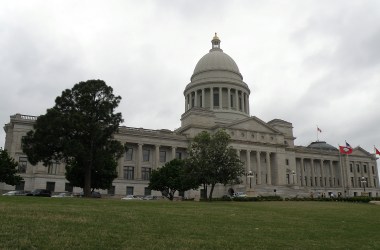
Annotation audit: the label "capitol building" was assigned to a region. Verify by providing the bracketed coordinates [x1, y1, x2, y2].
[2, 35, 380, 198]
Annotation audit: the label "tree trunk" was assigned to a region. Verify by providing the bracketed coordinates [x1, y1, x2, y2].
[208, 183, 215, 201]
[84, 164, 92, 197]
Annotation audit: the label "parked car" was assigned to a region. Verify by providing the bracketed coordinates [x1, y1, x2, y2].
[121, 195, 140, 200]
[91, 191, 101, 198]
[2, 190, 29, 196]
[27, 189, 52, 197]
[233, 192, 247, 198]
[143, 195, 154, 200]
[51, 192, 73, 198]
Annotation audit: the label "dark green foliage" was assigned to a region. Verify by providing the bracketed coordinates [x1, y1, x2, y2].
[0, 148, 23, 185]
[148, 159, 198, 200]
[186, 130, 244, 201]
[22, 80, 124, 196]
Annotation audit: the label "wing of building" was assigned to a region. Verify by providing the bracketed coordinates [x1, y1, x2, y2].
[2, 34, 379, 198]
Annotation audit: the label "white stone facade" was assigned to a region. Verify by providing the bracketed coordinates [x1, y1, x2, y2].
[2, 35, 380, 198]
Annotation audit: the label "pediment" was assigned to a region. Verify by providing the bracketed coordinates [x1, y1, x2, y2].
[352, 146, 373, 157]
[225, 116, 281, 134]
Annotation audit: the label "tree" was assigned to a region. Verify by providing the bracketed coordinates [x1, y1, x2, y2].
[187, 130, 244, 201]
[22, 80, 124, 197]
[0, 148, 23, 186]
[148, 159, 198, 200]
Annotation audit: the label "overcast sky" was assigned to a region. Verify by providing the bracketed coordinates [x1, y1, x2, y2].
[1, 0, 380, 159]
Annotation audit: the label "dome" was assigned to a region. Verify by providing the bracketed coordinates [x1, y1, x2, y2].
[191, 34, 242, 81]
[192, 51, 241, 77]
[307, 141, 338, 151]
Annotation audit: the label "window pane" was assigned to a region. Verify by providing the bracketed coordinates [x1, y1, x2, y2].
[159, 151, 166, 163]
[123, 166, 134, 180]
[143, 149, 150, 162]
[125, 147, 133, 161]
[126, 186, 134, 195]
[46, 182, 55, 192]
[142, 167, 151, 180]
[144, 187, 151, 196]
[175, 152, 182, 160]
[18, 157, 27, 173]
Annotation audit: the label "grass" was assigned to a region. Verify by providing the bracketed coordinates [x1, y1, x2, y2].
[0, 197, 379, 249]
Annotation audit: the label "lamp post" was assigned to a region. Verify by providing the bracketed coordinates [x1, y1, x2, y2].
[361, 177, 367, 193]
[247, 170, 254, 189]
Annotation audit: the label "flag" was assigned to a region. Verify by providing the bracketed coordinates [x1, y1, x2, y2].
[339, 145, 353, 155]
[317, 127, 322, 133]
[345, 141, 352, 148]
[375, 147, 380, 155]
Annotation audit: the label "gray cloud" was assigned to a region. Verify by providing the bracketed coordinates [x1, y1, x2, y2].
[1, 1, 379, 165]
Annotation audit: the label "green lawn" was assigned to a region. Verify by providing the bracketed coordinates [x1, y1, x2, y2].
[0, 197, 379, 250]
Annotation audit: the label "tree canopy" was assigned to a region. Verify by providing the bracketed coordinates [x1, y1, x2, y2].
[0, 148, 23, 186]
[148, 159, 198, 200]
[186, 130, 244, 200]
[22, 80, 124, 197]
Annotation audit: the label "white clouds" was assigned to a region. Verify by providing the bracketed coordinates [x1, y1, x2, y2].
[0, 0, 379, 160]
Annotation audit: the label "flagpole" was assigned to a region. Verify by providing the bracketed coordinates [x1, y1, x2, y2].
[338, 145, 346, 197]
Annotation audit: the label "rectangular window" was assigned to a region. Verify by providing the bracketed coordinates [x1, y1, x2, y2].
[126, 186, 134, 195]
[15, 181, 25, 191]
[239, 97, 242, 110]
[159, 150, 166, 163]
[142, 167, 151, 181]
[48, 161, 59, 175]
[125, 147, 133, 161]
[374, 178, 377, 187]
[108, 186, 115, 196]
[144, 187, 151, 196]
[46, 182, 55, 192]
[285, 159, 289, 165]
[356, 164, 360, 173]
[364, 165, 367, 173]
[372, 166, 375, 175]
[230, 95, 234, 108]
[123, 166, 134, 180]
[143, 149, 150, 162]
[351, 177, 354, 187]
[350, 164, 353, 173]
[358, 177, 361, 187]
[176, 152, 182, 160]
[65, 183, 73, 192]
[18, 157, 27, 173]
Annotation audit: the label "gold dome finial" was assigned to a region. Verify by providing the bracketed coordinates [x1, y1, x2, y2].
[213, 32, 219, 39]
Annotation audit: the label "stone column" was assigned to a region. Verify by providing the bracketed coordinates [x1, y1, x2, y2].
[367, 162, 373, 187]
[172, 146, 176, 160]
[328, 160, 333, 187]
[219, 87, 222, 108]
[227, 88, 231, 110]
[201, 89, 205, 108]
[235, 89, 239, 111]
[256, 151, 261, 185]
[320, 159, 325, 187]
[211, 87, 214, 109]
[300, 158, 305, 186]
[244, 93, 247, 113]
[194, 91, 198, 107]
[311, 159, 315, 187]
[155, 145, 160, 169]
[118, 156, 123, 179]
[266, 152, 271, 185]
[246, 150, 251, 172]
[137, 143, 143, 180]
[353, 161, 358, 187]
[185, 94, 188, 111]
